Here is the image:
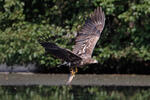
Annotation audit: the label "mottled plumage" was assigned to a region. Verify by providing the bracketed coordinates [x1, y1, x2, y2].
[73, 7, 105, 60]
[40, 7, 105, 84]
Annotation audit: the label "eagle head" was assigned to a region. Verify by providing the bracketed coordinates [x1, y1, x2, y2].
[91, 59, 98, 64]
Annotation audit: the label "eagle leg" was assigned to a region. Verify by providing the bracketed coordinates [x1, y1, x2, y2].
[75, 67, 78, 73]
[70, 67, 76, 76]
[71, 67, 78, 75]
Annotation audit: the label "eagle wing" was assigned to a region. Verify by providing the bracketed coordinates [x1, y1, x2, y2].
[73, 7, 105, 59]
[40, 42, 82, 62]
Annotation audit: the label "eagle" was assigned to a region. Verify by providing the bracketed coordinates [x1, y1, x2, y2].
[40, 7, 105, 84]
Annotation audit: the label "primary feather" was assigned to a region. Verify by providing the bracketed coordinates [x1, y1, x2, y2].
[40, 42, 82, 63]
[40, 7, 105, 84]
[73, 7, 105, 59]
[40, 7, 105, 66]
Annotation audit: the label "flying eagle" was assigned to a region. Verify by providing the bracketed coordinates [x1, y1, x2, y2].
[40, 7, 105, 84]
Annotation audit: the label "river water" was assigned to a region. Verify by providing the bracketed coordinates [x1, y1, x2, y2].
[0, 73, 150, 100]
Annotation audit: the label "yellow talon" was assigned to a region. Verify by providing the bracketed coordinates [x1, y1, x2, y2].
[66, 67, 78, 84]
[70, 68, 74, 76]
[71, 70, 75, 76]
[70, 67, 78, 76]
[75, 67, 78, 73]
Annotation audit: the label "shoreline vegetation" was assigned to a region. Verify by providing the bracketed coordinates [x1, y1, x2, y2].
[0, 0, 150, 74]
[1, 86, 150, 100]
[0, 63, 150, 74]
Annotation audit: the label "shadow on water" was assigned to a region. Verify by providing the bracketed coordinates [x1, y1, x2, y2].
[0, 86, 150, 100]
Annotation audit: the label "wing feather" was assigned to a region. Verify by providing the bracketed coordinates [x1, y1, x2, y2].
[40, 42, 82, 62]
[73, 7, 105, 59]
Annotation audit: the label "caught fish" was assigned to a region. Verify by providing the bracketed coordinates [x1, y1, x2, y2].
[66, 74, 75, 85]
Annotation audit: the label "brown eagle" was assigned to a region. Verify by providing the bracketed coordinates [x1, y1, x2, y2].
[40, 7, 105, 84]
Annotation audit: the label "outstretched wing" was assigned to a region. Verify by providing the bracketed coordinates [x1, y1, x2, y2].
[40, 42, 82, 62]
[73, 7, 105, 59]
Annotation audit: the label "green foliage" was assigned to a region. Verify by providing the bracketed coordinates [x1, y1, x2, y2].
[0, 0, 149, 71]
[0, 86, 150, 100]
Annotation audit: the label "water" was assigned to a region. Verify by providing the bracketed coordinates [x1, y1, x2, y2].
[1, 74, 150, 86]
[0, 86, 150, 100]
[1, 73, 150, 100]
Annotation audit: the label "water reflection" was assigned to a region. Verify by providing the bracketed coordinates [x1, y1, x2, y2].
[0, 86, 150, 100]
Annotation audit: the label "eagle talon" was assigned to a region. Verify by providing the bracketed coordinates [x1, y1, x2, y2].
[75, 67, 78, 73]
[66, 67, 76, 85]
[70, 68, 75, 76]
[70, 67, 78, 76]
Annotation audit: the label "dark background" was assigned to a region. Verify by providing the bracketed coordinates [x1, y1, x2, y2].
[0, 0, 149, 74]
